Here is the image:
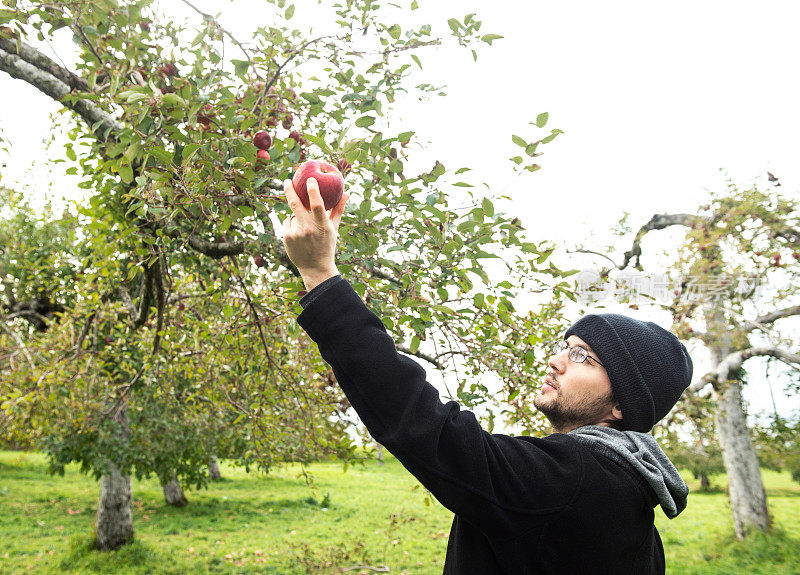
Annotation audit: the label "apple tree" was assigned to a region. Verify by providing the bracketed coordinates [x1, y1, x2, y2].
[0, 0, 571, 550]
[570, 177, 800, 539]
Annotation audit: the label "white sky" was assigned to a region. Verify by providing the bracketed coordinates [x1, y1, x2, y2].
[1, 0, 798, 427]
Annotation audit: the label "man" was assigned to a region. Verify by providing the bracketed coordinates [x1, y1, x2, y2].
[282, 179, 693, 574]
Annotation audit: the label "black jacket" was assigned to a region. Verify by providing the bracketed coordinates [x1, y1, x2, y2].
[298, 276, 668, 574]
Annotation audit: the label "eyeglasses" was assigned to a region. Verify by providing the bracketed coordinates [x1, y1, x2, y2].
[548, 340, 605, 368]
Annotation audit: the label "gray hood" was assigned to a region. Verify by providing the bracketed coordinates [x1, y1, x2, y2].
[568, 425, 688, 518]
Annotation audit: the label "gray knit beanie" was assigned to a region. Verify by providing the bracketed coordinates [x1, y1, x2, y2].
[564, 314, 693, 433]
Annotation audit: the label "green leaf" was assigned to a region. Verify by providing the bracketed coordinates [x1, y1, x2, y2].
[541, 129, 564, 144]
[482, 197, 494, 217]
[285, 4, 295, 19]
[355, 115, 375, 128]
[232, 59, 250, 77]
[222, 304, 234, 320]
[432, 304, 456, 315]
[387, 24, 401, 39]
[146, 146, 174, 165]
[118, 163, 133, 184]
[535, 112, 549, 128]
[125, 92, 149, 104]
[512, 134, 527, 147]
[448, 18, 460, 34]
[302, 133, 334, 154]
[182, 143, 200, 163]
[481, 34, 503, 45]
[411, 54, 423, 70]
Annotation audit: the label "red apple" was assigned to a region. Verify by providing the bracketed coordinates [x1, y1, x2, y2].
[288, 130, 302, 143]
[253, 255, 265, 268]
[292, 160, 344, 211]
[282, 114, 294, 129]
[337, 158, 351, 176]
[253, 131, 272, 150]
[158, 62, 177, 77]
[257, 149, 271, 163]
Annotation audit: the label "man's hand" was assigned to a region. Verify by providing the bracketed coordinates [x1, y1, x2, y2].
[282, 177, 349, 292]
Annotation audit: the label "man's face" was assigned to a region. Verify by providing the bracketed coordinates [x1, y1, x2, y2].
[533, 335, 621, 433]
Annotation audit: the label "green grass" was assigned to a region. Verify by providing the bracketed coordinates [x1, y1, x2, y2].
[0, 451, 798, 574]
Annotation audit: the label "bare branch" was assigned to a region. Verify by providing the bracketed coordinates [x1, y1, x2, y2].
[6, 309, 48, 330]
[0, 313, 35, 369]
[178, 0, 252, 63]
[71, 24, 103, 65]
[397, 344, 444, 370]
[743, 305, 800, 333]
[0, 41, 123, 138]
[611, 213, 700, 276]
[690, 345, 800, 393]
[568, 248, 619, 268]
[0, 37, 88, 92]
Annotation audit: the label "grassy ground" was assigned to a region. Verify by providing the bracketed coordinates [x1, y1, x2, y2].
[0, 450, 798, 574]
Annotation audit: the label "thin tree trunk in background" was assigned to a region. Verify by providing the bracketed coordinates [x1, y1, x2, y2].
[96, 406, 134, 551]
[699, 473, 710, 491]
[376, 441, 384, 465]
[715, 380, 771, 538]
[208, 457, 222, 481]
[161, 474, 188, 507]
[706, 304, 771, 539]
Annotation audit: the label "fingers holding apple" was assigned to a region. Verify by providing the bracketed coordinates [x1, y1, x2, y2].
[282, 177, 349, 291]
[292, 160, 344, 211]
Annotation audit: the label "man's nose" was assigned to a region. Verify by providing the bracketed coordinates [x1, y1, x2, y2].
[548, 352, 568, 373]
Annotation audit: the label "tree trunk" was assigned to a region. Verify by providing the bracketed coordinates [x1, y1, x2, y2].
[96, 407, 134, 551]
[161, 474, 188, 507]
[705, 303, 771, 539]
[715, 380, 771, 538]
[208, 457, 222, 481]
[699, 473, 710, 491]
[376, 441, 384, 465]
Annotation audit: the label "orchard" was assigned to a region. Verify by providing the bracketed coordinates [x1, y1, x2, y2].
[0, 0, 566, 553]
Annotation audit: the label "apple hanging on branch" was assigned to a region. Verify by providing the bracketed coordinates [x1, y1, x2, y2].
[253, 131, 272, 150]
[292, 160, 345, 211]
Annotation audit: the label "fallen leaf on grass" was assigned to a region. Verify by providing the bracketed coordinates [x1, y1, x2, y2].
[67, 509, 81, 515]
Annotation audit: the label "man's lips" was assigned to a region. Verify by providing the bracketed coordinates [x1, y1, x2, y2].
[542, 375, 558, 392]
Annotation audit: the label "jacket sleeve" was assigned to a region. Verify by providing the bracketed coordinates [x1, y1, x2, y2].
[297, 276, 583, 538]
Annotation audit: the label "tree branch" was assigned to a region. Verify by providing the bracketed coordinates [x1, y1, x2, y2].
[690, 345, 800, 393]
[610, 213, 700, 276]
[0, 40, 122, 139]
[743, 305, 800, 333]
[0, 37, 88, 92]
[178, 0, 252, 63]
[397, 344, 444, 370]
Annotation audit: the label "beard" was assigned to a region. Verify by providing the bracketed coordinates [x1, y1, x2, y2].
[533, 386, 616, 432]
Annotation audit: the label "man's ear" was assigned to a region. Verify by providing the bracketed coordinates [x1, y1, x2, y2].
[611, 403, 623, 422]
